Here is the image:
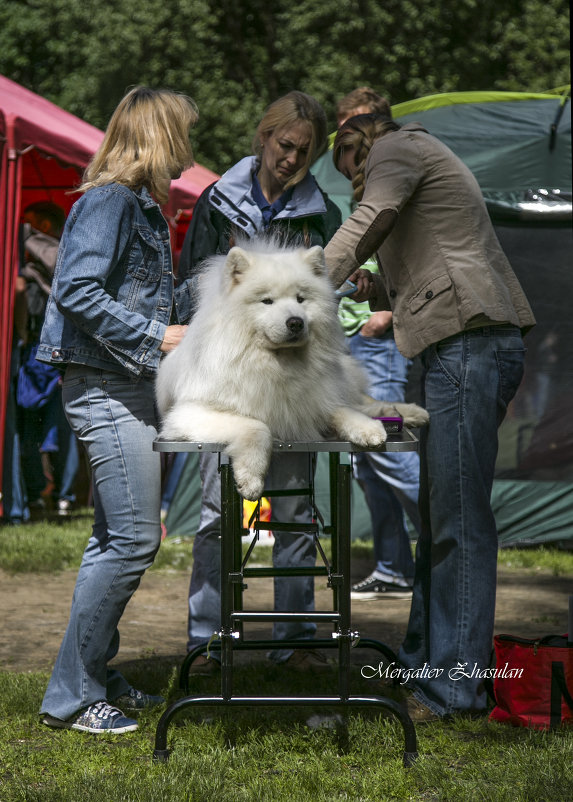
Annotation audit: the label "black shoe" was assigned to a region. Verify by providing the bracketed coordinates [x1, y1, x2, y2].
[113, 687, 165, 711]
[351, 572, 413, 600]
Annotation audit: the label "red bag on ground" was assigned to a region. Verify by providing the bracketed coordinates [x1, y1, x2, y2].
[489, 634, 573, 730]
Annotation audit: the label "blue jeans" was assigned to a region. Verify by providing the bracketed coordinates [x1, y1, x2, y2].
[41, 366, 162, 720]
[348, 331, 420, 579]
[398, 326, 526, 716]
[188, 450, 316, 658]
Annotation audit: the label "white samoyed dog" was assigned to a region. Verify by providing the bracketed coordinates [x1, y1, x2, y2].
[156, 241, 428, 500]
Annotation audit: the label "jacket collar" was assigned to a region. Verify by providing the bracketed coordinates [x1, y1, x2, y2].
[134, 185, 161, 211]
[400, 122, 429, 134]
[208, 156, 327, 236]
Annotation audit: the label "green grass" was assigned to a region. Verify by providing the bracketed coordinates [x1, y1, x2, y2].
[1, 665, 572, 802]
[0, 512, 195, 574]
[2, 513, 573, 576]
[1, 516, 572, 800]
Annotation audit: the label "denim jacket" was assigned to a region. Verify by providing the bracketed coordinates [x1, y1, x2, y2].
[37, 183, 193, 376]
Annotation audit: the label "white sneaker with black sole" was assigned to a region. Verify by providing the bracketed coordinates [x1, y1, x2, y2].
[42, 701, 138, 734]
[351, 571, 413, 600]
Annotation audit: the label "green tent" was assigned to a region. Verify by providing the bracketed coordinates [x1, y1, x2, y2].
[166, 89, 572, 548]
[393, 90, 572, 547]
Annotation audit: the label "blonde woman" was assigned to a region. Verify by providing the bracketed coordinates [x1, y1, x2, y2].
[38, 86, 198, 734]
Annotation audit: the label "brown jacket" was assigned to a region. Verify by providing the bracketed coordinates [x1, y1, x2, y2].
[324, 123, 535, 358]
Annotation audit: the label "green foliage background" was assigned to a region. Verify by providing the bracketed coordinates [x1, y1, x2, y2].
[0, 0, 570, 173]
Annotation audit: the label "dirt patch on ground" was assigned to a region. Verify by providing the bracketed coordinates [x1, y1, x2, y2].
[1, 557, 570, 674]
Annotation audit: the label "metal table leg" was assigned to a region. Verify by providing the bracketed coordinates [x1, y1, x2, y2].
[153, 439, 418, 765]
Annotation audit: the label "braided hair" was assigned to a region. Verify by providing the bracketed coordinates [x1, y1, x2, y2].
[333, 114, 400, 201]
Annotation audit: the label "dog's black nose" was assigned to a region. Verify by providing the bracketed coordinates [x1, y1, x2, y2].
[286, 316, 304, 334]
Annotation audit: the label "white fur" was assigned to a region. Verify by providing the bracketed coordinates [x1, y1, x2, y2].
[157, 242, 428, 499]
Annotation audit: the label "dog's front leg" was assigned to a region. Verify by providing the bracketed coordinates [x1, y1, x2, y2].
[159, 402, 273, 500]
[226, 421, 273, 501]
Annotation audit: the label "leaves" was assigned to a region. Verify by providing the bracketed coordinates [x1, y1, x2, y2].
[0, 0, 569, 173]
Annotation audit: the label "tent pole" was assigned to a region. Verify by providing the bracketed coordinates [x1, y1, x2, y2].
[0, 119, 20, 513]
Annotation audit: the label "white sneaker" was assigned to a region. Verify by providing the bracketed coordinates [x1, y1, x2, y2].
[42, 701, 138, 734]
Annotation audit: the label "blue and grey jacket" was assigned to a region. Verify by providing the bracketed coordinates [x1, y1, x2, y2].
[36, 183, 192, 377]
[178, 156, 341, 281]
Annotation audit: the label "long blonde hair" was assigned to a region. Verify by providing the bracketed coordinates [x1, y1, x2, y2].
[333, 114, 400, 201]
[80, 86, 199, 204]
[252, 91, 328, 190]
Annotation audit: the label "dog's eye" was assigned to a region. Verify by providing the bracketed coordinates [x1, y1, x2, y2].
[261, 298, 273, 305]
[296, 295, 305, 304]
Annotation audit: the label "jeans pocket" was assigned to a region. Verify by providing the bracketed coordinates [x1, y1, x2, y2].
[430, 338, 463, 388]
[496, 348, 526, 407]
[62, 374, 92, 437]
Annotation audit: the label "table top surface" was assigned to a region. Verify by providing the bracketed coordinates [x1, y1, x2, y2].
[154, 428, 419, 453]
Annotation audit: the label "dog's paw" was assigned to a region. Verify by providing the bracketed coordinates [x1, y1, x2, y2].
[393, 402, 430, 427]
[348, 418, 388, 448]
[226, 428, 272, 501]
[232, 465, 265, 501]
[332, 408, 388, 448]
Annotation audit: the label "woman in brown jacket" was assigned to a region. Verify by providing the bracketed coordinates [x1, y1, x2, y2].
[325, 113, 535, 721]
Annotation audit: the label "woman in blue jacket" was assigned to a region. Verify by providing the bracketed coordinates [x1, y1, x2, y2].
[178, 91, 341, 674]
[38, 86, 198, 734]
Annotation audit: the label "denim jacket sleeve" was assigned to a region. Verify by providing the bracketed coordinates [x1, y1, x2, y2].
[51, 187, 168, 369]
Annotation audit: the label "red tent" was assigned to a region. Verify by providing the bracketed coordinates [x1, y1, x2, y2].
[0, 75, 218, 511]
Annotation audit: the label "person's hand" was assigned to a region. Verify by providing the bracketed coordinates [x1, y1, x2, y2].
[359, 310, 393, 338]
[347, 268, 375, 302]
[160, 324, 188, 353]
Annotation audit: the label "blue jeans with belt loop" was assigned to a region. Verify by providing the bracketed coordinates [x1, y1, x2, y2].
[398, 326, 526, 716]
[40, 366, 162, 721]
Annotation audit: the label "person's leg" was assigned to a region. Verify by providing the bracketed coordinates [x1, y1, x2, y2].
[161, 452, 188, 514]
[267, 452, 316, 657]
[188, 451, 317, 659]
[41, 367, 162, 720]
[187, 451, 223, 652]
[57, 429, 79, 504]
[354, 453, 415, 581]
[348, 332, 420, 581]
[19, 407, 47, 506]
[399, 327, 526, 716]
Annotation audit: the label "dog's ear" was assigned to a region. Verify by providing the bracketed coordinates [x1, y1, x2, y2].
[300, 245, 326, 277]
[225, 247, 253, 285]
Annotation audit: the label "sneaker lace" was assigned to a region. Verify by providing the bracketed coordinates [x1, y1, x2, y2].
[354, 573, 378, 590]
[92, 701, 121, 720]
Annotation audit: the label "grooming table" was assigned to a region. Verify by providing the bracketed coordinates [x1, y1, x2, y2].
[152, 432, 419, 765]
